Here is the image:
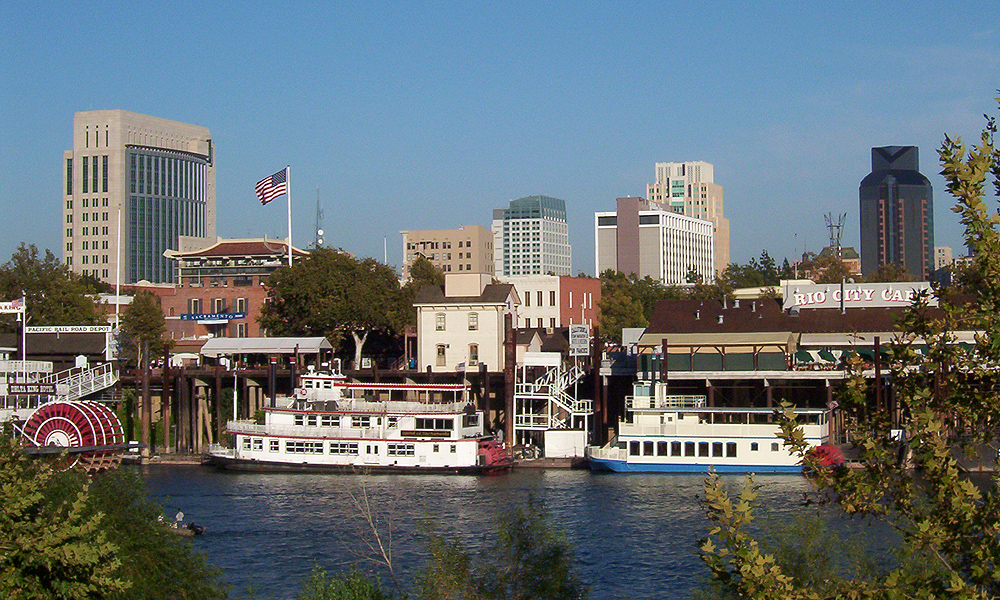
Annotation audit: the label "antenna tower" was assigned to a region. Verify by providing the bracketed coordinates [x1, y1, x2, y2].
[314, 189, 324, 247]
[825, 212, 846, 254]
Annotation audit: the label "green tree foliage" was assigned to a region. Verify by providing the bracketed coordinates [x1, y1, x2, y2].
[260, 249, 406, 366]
[868, 261, 914, 282]
[296, 566, 388, 600]
[419, 502, 588, 600]
[598, 270, 684, 343]
[0, 427, 126, 599]
[699, 94, 1000, 599]
[400, 256, 445, 326]
[721, 250, 781, 289]
[119, 290, 167, 366]
[797, 251, 855, 284]
[0, 244, 102, 333]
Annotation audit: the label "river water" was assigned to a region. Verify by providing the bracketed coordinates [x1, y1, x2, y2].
[140, 465, 826, 599]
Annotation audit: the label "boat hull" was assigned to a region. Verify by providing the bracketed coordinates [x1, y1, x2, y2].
[587, 456, 803, 474]
[204, 453, 511, 475]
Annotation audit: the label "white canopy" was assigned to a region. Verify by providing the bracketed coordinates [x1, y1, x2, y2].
[200, 337, 332, 358]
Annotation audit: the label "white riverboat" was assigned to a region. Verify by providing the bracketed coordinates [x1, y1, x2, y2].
[586, 380, 830, 473]
[206, 367, 512, 474]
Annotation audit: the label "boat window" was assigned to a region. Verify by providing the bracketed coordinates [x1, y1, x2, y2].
[306, 415, 318, 427]
[657, 442, 668, 456]
[771, 442, 780, 452]
[750, 442, 759, 452]
[329, 442, 358, 455]
[294, 415, 304, 426]
[463, 414, 479, 428]
[698, 442, 709, 457]
[323, 381, 332, 389]
[285, 441, 323, 454]
[241, 438, 251, 450]
[252, 438, 263, 451]
[726, 442, 737, 458]
[416, 418, 453, 430]
[712, 442, 723, 457]
[388, 417, 399, 428]
[684, 442, 695, 456]
[630, 441, 640, 456]
[450, 444, 456, 453]
[320, 415, 340, 427]
[269, 440, 279, 452]
[671, 441, 682, 456]
[388, 443, 415, 456]
[356, 416, 372, 428]
[643, 442, 654, 456]
[433, 444, 439, 453]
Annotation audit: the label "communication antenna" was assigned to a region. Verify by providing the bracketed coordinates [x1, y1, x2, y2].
[314, 189, 324, 247]
[825, 212, 846, 254]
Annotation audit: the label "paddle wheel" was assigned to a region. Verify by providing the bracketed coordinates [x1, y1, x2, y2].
[21, 401, 126, 472]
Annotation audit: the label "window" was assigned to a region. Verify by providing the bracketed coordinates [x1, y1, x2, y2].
[66, 158, 73, 195]
[236, 297, 247, 313]
[771, 442, 780, 452]
[306, 415, 317, 427]
[354, 415, 371, 428]
[750, 442, 759, 452]
[524, 291, 530, 307]
[468, 312, 478, 330]
[320, 415, 340, 427]
[712, 442, 723, 457]
[188, 298, 202, 314]
[550, 290, 556, 306]
[698, 442, 709, 457]
[671, 441, 682, 456]
[82, 157, 89, 193]
[252, 438, 263, 451]
[387, 443, 415, 456]
[241, 438, 251, 450]
[462, 413, 479, 428]
[468, 344, 478, 365]
[285, 440, 324, 454]
[294, 414, 305, 426]
[726, 442, 737, 458]
[435, 313, 445, 331]
[450, 444, 456, 453]
[629, 441, 640, 456]
[329, 442, 359, 455]
[436, 344, 446, 367]
[269, 440, 279, 452]
[102, 155, 108, 192]
[537, 291, 543, 306]
[415, 418, 453, 430]
[657, 442, 668, 456]
[643, 441, 654, 456]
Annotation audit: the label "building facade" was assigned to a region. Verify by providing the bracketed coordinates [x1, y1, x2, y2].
[414, 273, 519, 373]
[646, 161, 730, 272]
[499, 275, 601, 329]
[492, 195, 572, 277]
[62, 110, 216, 284]
[399, 225, 493, 281]
[859, 146, 934, 280]
[595, 197, 714, 285]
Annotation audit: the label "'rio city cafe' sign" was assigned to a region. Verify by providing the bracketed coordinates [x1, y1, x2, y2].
[782, 282, 937, 311]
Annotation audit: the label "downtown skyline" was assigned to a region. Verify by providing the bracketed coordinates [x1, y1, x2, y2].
[2, 2, 998, 275]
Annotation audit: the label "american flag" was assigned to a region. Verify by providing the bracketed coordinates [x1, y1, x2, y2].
[255, 168, 288, 205]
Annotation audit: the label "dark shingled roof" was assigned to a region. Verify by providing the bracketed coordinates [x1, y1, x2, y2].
[647, 297, 913, 336]
[414, 283, 516, 305]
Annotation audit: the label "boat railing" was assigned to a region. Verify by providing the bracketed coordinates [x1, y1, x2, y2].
[298, 399, 471, 414]
[227, 420, 438, 441]
[626, 395, 707, 410]
[207, 444, 235, 458]
[514, 414, 551, 428]
[587, 444, 627, 461]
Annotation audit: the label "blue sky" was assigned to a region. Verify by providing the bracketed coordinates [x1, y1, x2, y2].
[2, 2, 998, 275]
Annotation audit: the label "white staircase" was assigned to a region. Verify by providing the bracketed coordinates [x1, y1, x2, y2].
[514, 363, 591, 430]
[41, 363, 119, 402]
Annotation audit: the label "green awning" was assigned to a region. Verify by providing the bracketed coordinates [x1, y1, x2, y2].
[794, 349, 814, 363]
[854, 347, 875, 360]
[818, 349, 837, 362]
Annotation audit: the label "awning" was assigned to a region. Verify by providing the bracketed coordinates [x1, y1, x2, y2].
[200, 337, 333, 358]
[818, 349, 837, 363]
[794, 349, 814, 363]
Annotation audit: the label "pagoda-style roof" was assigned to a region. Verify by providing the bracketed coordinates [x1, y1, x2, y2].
[165, 237, 308, 260]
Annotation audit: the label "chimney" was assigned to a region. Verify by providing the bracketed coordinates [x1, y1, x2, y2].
[695, 310, 700, 320]
[717, 315, 724, 324]
[752, 301, 756, 312]
[734, 299, 740, 309]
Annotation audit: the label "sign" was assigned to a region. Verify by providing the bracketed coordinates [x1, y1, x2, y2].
[26, 325, 112, 333]
[782, 282, 937, 311]
[181, 312, 247, 322]
[0, 299, 24, 314]
[569, 324, 590, 357]
[7, 383, 57, 395]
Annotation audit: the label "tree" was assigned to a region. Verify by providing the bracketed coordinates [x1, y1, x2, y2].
[0, 244, 102, 333]
[596, 289, 646, 345]
[119, 291, 167, 367]
[699, 94, 1000, 599]
[260, 249, 406, 367]
[0, 426, 126, 599]
[869, 261, 914, 282]
[400, 256, 445, 326]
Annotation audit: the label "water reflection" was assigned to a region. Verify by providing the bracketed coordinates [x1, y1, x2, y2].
[141, 466, 816, 600]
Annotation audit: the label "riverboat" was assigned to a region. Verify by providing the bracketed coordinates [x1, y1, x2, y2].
[206, 367, 512, 474]
[586, 380, 830, 473]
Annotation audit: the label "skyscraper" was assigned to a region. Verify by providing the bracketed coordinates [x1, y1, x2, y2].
[491, 195, 572, 277]
[859, 146, 934, 280]
[62, 110, 216, 284]
[646, 161, 729, 272]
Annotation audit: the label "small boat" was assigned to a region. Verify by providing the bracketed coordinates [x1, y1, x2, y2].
[586, 380, 830, 473]
[169, 522, 206, 537]
[206, 366, 512, 474]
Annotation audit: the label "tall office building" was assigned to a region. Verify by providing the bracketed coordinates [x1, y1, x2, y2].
[399, 225, 494, 281]
[859, 146, 934, 280]
[595, 197, 714, 285]
[646, 161, 729, 272]
[492, 195, 572, 277]
[62, 110, 216, 284]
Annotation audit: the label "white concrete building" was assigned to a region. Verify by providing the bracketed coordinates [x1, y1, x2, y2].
[595, 197, 714, 285]
[492, 195, 572, 277]
[646, 161, 729, 272]
[414, 273, 519, 373]
[63, 110, 216, 284]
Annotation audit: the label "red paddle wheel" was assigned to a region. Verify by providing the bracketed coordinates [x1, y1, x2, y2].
[21, 401, 125, 472]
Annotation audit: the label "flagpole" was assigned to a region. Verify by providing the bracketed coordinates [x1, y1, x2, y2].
[286, 165, 292, 268]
